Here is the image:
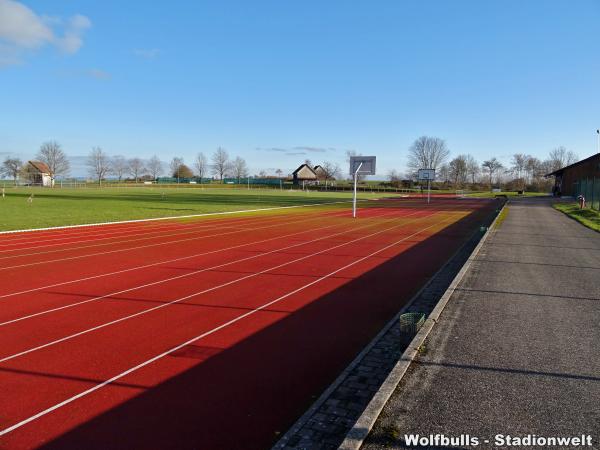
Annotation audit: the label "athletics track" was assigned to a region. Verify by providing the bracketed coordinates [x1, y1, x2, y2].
[0, 196, 496, 449]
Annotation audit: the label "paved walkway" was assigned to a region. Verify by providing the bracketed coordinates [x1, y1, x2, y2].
[364, 197, 600, 449]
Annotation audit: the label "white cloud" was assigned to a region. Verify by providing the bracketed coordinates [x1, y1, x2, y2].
[0, 0, 91, 65]
[133, 48, 160, 59]
[56, 14, 91, 54]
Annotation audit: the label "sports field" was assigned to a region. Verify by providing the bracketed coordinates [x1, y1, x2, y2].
[0, 187, 369, 231]
[0, 194, 497, 449]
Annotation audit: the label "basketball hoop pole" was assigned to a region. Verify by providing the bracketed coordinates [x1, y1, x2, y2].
[353, 162, 363, 218]
[427, 178, 431, 204]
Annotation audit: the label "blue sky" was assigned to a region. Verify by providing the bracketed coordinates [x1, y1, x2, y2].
[1, 0, 599, 177]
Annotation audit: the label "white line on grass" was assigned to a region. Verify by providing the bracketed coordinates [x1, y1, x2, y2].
[0, 203, 380, 271]
[0, 200, 354, 235]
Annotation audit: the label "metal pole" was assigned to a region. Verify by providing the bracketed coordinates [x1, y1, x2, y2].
[353, 162, 363, 218]
[427, 178, 431, 204]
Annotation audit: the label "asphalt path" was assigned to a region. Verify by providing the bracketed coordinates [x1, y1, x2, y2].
[364, 197, 600, 449]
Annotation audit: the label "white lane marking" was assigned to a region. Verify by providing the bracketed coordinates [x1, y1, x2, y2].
[0, 213, 452, 438]
[0, 210, 288, 246]
[0, 214, 283, 253]
[0, 204, 372, 271]
[0, 207, 395, 296]
[0, 208, 402, 323]
[0, 200, 354, 235]
[0, 210, 440, 362]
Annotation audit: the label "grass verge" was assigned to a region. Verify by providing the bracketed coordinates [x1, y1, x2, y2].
[553, 202, 600, 232]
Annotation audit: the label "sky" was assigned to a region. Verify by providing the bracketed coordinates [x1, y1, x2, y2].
[1, 0, 600, 178]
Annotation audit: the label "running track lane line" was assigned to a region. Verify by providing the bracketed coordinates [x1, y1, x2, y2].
[0, 213, 453, 437]
[0, 214, 328, 260]
[0, 208, 410, 325]
[0, 206, 397, 297]
[0, 200, 354, 235]
[0, 210, 439, 360]
[0, 203, 357, 252]
[0, 210, 297, 247]
[0, 204, 387, 271]
[0, 221, 264, 253]
[0, 213, 275, 250]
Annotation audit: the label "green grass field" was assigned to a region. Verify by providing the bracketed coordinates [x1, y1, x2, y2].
[553, 202, 600, 232]
[0, 186, 386, 231]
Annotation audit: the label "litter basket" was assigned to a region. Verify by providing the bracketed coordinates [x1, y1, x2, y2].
[399, 312, 426, 337]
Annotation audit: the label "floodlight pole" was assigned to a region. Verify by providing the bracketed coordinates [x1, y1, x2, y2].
[353, 162, 363, 218]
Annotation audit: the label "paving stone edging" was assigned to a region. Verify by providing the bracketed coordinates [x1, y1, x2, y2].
[272, 200, 505, 450]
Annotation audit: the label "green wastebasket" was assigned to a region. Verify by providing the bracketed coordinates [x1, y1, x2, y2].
[399, 312, 426, 336]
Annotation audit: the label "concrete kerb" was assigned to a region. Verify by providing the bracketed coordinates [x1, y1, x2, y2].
[337, 201, 507, 450]
[272, 200, 506, 450]
[0, 200, 357, 235]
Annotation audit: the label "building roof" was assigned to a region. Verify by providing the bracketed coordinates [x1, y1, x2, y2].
[545, 153, 600, 177]
[28, 160, 51, 174]
[292, 164, 317, 179]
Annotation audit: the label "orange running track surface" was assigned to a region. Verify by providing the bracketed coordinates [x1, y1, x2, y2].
[0, 197, 497, 449]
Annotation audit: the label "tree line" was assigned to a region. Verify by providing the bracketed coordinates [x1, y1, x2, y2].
[1, 138, 581, 191]
[0, 142, 258, 185]
[389, 136, 579, 191]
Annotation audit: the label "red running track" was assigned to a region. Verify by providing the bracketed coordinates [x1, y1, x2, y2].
[0, 198, 497, 449]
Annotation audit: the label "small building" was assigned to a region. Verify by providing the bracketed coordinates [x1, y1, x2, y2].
[546, 153, 600, 208]
[27, 161, 54, 187]
[313, 165, 327, 181]
[292, 164, 317, 185]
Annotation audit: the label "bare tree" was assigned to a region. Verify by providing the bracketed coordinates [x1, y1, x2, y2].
[549, 146, 578, 172]
[128, 157, 145, 183]
[147, 155, 163, 181]
[438, 164, 450, 185]
[525, 157, 541, 184]
[275, 168, 283, 179]
[1, 157, 22, 185]
[37, 141, 70, 184]
[320, 161, 341, 181]
[387, 169, 401, 182]
[510, 153, 528, 181]
[481, 158, 503, 189]
[211, 147, 230, 181]
[87, 147, 111, 185]
[170, 157, 185, 183]
[195, 153, 208, 181]
[448, 155, 468, 187]
[465, 155, 479, 184]
[231, 156, 248, 183]
[111, 155, 128, 182]
[407, 136, 449, 174]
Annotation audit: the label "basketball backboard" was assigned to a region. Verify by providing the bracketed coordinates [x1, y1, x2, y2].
[417, 168, 435, 180]
[350, 156, 376, 175]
